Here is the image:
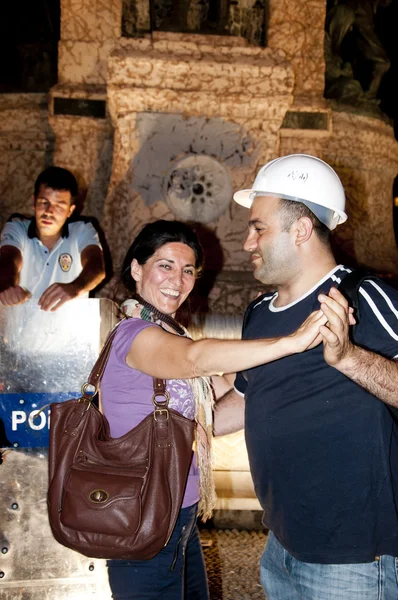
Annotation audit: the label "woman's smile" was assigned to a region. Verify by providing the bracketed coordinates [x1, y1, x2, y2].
[131, 242, 197, 316]
[160, 288, 180, 298]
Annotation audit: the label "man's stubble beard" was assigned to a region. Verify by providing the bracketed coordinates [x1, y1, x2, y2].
[253, 234, 297, 288]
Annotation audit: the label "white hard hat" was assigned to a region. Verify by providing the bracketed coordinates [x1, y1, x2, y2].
[233, 154, 348, 230]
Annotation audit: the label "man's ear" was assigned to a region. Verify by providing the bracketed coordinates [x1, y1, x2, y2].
[68, 203, 76, 218]
[130, 259, 142, 282]
[294, 217, 313, 246]
[32, 195, 36, 211]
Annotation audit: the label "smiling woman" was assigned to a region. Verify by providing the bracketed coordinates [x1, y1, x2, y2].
[100, 219, 329, 600]
[129, 242, 197, 317]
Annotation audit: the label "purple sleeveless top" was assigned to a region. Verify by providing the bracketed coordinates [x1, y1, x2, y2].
[100, 318, 199, 509]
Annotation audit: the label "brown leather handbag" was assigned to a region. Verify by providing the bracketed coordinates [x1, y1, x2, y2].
[47, 322, 195, 560]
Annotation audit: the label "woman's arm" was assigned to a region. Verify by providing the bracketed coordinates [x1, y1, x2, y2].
[126, 309, 327, 379]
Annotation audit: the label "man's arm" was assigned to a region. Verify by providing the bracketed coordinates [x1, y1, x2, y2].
[319, 286, 398, 408]
[0, 245, 31, 305]
[211, 373, 235, 399]
[213, 388, 245, 436]
[38, 245, 105, 311]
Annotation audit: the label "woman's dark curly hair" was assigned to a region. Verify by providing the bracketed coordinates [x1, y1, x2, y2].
[120, 220, 204, 297]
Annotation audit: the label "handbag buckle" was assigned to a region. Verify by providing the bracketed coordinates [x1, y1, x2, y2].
[154, 408, 169, 421]
[77, 397, 92, 410]
[152, 390, 170, 421]
[80, 382, 98, 403]
[78, 383, 97, 410]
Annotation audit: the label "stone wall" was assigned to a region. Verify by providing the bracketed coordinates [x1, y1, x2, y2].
[0, 94, 54, 230]
[48, 86, 113, 222]
[279, 109, 398, 275]
[58, 0, 122, 86]
[326, 112, 398, 274]
[99, 32, 295, 311]
[268, 0, 327, 102]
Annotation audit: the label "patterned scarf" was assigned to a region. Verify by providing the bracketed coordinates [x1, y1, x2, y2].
[121, 295, 217, 520]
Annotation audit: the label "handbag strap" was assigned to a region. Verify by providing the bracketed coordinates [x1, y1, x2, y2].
[87, 321, 122, 389]
[82, 320, 167, 406]
[153, 378, 166, 395]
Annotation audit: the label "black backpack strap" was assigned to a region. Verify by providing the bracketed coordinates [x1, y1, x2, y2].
[338, 270, 398, 423]
[337, 269, 381, 332]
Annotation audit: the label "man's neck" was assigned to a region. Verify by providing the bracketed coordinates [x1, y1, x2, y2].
[274, 257, 338, 307]
[39, 233, 61, 252]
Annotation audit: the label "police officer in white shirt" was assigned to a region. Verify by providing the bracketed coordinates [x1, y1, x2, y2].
[0, 167, 106, 311]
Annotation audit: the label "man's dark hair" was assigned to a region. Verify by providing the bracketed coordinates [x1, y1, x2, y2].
[121, 220, 204, 296]
[277, 198, 331, 245]
[34, 167, 78, 200]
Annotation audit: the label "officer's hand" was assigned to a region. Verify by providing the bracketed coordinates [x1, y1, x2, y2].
[0, 286, 31, 306]
[318, 287, 356, 368]
[38, 282, 79, 312]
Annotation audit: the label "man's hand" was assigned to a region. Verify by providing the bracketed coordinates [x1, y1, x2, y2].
[318, 287, 356, 368]
[38, 282, 79, 312]
[0, 286, 31, 306]
[318, 286, 398, 407]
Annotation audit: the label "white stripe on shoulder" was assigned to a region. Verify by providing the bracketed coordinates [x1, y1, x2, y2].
[234, 386, 246, 398]
[253, 294, 275, 311]
[359, 284, 398, 341]
[331, 266, 352, 286]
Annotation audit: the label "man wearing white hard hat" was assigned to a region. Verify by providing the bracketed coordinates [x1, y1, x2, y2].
[215, 154, 398, 599]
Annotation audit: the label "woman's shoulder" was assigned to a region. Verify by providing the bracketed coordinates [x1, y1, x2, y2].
[116, 317, 158, 337]
[110, 318, 158, 359]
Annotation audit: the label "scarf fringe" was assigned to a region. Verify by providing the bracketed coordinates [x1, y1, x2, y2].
[187, 376, 217, 520]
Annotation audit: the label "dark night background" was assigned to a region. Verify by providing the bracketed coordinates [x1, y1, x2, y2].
[375, 0, 398, 132]
[0, 1, 60, 93]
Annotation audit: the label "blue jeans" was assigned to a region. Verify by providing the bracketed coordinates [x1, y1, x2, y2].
[107, 503, 209, 600]
[261, 531, 398, 600]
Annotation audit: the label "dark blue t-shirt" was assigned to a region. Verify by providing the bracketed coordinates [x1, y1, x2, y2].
[235, 265, 398, 564]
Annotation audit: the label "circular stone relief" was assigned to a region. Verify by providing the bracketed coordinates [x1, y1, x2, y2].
[163, 155, 232, 224]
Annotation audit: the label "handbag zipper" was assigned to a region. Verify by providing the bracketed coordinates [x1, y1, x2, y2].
[78, 450, 148, 471]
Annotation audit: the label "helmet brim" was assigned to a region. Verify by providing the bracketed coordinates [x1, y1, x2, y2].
[233, 189, 254, 208]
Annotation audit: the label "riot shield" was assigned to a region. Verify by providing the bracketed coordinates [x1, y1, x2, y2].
[0, 299, 116, 599]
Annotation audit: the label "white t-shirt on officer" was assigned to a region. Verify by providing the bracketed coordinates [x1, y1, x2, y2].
[0, 218, 102, 299]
